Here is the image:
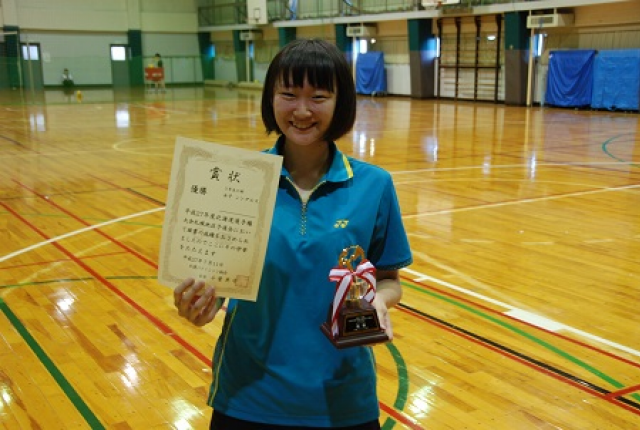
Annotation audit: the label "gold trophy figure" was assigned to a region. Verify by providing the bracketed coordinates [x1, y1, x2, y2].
[321, 246, 389, 349]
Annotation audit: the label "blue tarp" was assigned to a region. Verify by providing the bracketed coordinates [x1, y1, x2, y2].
[591, 49, 640, 111]
[355, 52, 386, 95]
[546, 50, 596, 107]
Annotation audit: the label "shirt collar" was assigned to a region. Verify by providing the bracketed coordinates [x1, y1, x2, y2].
[266, 135, 353, 183]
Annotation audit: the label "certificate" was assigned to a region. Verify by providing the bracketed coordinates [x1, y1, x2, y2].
[158, 136, 282, 301]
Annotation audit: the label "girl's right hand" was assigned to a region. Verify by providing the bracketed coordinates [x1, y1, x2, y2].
[174, 278, 220, 326]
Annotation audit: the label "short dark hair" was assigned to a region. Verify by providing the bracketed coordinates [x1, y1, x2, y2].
[261, 39, 356, 142]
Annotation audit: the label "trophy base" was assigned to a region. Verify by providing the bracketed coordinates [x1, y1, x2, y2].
[320, 301, 389, 349]
[321, 322, 389, 349]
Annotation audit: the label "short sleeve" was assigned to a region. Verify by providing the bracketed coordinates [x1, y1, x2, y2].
[368, 174, 412, 271]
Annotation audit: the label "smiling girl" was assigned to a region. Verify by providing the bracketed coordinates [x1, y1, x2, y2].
[174, 39, 412, 429]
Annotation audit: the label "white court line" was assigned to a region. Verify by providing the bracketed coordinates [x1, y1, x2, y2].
[401, 267, 640, 358]
[403, 267, 514, 310]
[402, 183, 640, 219]
[0, 207, 164, 264]
[19, 225, 155, 284]
[393, 177, 613, 189]
[583, 238, 615, 244]
[130, 104, 189, 115]
[5, 203, 639, 359]
[459, 239, 493, 244]
[391, 161, 640, 175]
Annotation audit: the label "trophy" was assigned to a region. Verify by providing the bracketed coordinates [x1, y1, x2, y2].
[321, 245, 389, 349]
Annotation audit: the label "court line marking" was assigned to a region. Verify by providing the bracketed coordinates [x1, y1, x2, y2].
[0, 207, 164, 264]
[18, 226, 154, 285]
[2, 207, 418, 430]
[394, 177, 615, 188]
[2, 181, 637, 360]
[390, 161, 640, 175]
[129, 103, 189, 115]
[401, 183, 640, 219]
[110, 137, 273, 156]
[401, 266, 640, 358]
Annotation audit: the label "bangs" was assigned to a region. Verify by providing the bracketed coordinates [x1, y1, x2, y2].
[262, 39, 355, 140]
[277, 45, 336, 92]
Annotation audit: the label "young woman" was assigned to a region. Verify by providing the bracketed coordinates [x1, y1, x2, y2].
[174, 38, 412, 429]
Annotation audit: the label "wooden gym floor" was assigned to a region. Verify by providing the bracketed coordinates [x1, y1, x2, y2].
[0, 86, 639, 429]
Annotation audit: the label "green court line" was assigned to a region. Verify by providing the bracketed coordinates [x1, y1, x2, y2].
[381, 341, 410, 429]
[0, 297, 105, 429]
[0, 276, 157, 291]
[602, 134, 640, 168]
[402, 280, 640, 403]
[386, 342, 409, 411]
[1, 275, 411, 428]
[381, 417, 397, 430]
[2, 211, 162, 228]
[0, 278, 94, 291]
[5, 274, 638, 424]
[2, 133, 635, 427]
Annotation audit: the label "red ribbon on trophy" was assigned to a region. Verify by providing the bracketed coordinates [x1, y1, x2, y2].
[328, 260, 376, 336]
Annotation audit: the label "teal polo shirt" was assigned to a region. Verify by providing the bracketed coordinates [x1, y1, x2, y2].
[208, 137, 412, 427]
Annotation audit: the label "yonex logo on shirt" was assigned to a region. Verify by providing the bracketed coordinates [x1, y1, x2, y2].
[334, 219, 349, 228]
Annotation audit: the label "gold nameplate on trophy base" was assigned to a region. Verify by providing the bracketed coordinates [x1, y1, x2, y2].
[321, 298, 388, 349]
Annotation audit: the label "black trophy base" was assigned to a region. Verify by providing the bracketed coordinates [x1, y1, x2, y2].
[321, 300, 389, 349]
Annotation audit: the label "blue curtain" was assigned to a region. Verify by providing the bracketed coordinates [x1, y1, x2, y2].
[355, 52, 386, 95]
[591, 50, 640, 111]
[545, 50, 596, 108]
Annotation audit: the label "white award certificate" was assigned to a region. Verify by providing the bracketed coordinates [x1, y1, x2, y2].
[158, 136, 283, 301]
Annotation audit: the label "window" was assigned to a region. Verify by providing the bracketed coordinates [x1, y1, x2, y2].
[22, 45, 39, 60]
[359, 39, 368, 54]
[111, 46, 127, 61]
[533, 33, 545, 58]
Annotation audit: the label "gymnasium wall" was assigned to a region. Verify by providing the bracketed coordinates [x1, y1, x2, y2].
[253, 26, 281, 84]
[142, 33, 203, 85]
[208, 1, 638, 100]
[209, 20, 414, 95]
[373, 20, 411, 96]
[0, 0, 200, 86]
[209, 30, 237, 83]
[1, 0, 638, 97]
[25, 32, 128, 86]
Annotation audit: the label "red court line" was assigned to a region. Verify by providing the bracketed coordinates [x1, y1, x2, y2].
[0, 251, 128, 271]
[378, 403, 423, 430]
[14, 180, 159, 269]
[111, 169, 167, 188]
[607, 385, 640, 399]
[398, 305, 640, 417]
[88, 174, 166, 203]
[0, 201, 210, 365]
[402, 275, 640, 369]
[1, 199, 419, 428]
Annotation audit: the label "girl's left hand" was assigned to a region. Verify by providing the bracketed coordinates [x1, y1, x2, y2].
[372, 295, 393, 340]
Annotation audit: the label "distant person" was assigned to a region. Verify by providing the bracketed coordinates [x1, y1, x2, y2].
[154, 53, 165, 92]
[62, 68, 74, 88]
[62, 68, 75, 100]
